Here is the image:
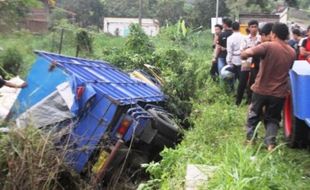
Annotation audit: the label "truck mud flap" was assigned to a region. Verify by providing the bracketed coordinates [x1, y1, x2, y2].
[92, 140, 128, 183]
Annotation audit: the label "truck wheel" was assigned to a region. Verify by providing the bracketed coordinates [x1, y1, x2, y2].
[283, 94, 308, 148]
[147, 108, 181, 141]
[151, 133, 175, 148]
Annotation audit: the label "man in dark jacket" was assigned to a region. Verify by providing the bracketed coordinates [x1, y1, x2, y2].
[215, 18, 233, 75]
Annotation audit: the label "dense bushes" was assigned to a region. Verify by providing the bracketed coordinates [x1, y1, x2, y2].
[0, 48, 23, 79]
[76, 30, 93, 55]
[101, 24, 209, 126]
[101, 24, 156, 70]
[126, 24, 155, 55]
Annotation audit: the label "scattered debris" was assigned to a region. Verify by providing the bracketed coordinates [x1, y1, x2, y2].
[185, 164, 218, 190]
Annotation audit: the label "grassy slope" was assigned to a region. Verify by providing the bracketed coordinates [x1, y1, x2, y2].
[0, 29, 309, 190]
[145, 31, 310, 190]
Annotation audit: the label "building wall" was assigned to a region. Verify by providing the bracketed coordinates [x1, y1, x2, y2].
[103, 18, 160, 37]
[23, 8, 49, 33]
[239, 14, 279, 25]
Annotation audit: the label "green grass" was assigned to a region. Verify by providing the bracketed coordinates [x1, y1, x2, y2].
[142, 29, 310, 190]
[144, 80, 310, 189]
[0, 29, 126, 78]
[1, 27, 309, 190]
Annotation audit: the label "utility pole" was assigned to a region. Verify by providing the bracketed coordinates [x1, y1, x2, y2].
[216, 0, 219, 24]
[139, 0, 142, 26]
[59, 28, 64, 54]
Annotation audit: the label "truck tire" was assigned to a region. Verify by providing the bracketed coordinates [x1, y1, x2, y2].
[147, 108, 181, 141]
[283, 94, 308, 148]
[151, 133, 175, 148]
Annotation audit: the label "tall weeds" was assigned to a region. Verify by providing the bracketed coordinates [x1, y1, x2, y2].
[0, 126, 92, 190]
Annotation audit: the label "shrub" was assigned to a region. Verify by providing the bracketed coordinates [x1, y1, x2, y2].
[76, 30, 93, 56]
[126, 24, 155, 55]
[0, 48, 23, 79]
[102, 24, 157, 70]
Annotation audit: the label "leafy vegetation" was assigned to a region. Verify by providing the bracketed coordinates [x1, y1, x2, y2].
[144, 81, 310, 189]
[2, 0, 309, 34]
[58, 0, 104, 28]
[126, 24, 155, 55]
[137, 24, 310, 190]
[0, 18, 309, 190]
[76, 30, 93, 56]
[0, 126, 92, 190]
[0, 48, 23, 79]
[0, 0, 40, 31]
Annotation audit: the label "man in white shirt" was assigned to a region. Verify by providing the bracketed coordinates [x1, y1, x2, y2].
[224, 21, 244, 92]
[226, 22, 244, 80]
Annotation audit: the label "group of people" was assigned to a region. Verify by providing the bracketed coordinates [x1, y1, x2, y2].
[211, 18, 310, 151]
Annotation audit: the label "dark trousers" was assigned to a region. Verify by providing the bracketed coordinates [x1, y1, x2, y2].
[246, 93, 285, 146]
[247, 67, 259, 102]
[233, 65, 241, 81]
[236, 70, 250, 105]
[210, 60, 218, 81]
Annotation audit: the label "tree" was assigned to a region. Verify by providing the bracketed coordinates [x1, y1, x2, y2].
[297, 0, 310, 9]
[226, 0, 277, 18]
[187, 0, 229, 28]
[226, 0, 249, 19]
[246, 0, 276, 13]
[0, 0, 40, 30]
[103, 0, 159, 18]
[103, 0, 186, 26]
[285, 0, 299, 7]
[104, 0, 139, 17]
[156, 0, 186, 25]
[63, 0, 105, 28]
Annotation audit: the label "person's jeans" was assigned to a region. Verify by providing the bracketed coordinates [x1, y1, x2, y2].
[246, 93, 285, 146]
[217, 57, 226, 75]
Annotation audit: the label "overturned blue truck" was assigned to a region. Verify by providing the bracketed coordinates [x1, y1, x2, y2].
[7, 51, 182, 184]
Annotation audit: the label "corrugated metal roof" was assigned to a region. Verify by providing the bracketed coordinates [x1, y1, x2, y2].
[35, 51, 165, 105]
